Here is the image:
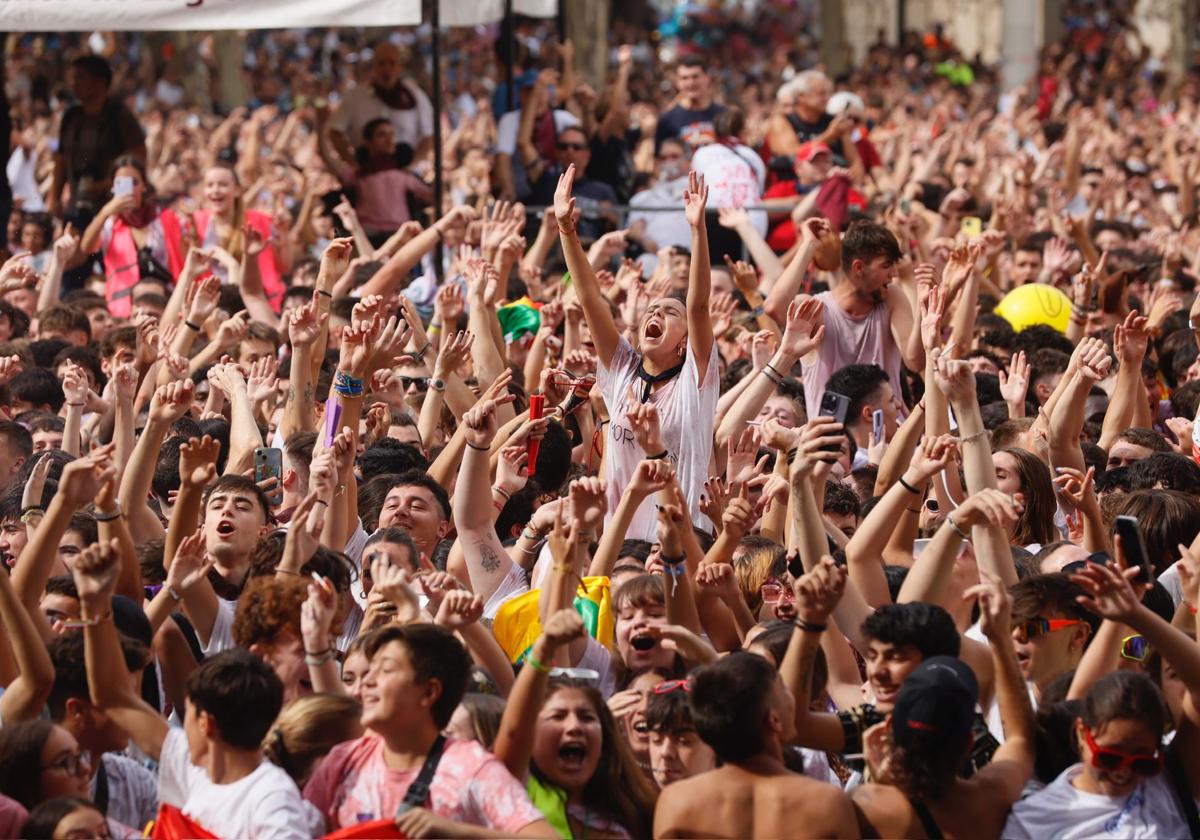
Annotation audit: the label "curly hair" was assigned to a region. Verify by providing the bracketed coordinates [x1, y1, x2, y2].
[232, 576, 306, 648]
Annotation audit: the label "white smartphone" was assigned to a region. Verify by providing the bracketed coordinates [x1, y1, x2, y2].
[872, 409, 884, 444]
[113, 175, 134, 197]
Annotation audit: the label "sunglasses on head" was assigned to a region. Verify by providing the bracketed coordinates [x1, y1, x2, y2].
[1082, 726, 1162, 777]
[1017, 617, 1084, 639]
[760, 582, 795, 605]
[1120, 634, 1150, 662]
[557, 142, 587, 151]
[653, 679, 691, 696]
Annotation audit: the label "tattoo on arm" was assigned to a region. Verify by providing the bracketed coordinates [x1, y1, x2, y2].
[477, 541, 502, 574]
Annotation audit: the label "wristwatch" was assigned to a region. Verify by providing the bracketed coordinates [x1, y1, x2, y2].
[430, 378, 447, 393]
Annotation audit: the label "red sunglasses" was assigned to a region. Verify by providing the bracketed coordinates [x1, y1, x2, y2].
[760, 582, 795, 605]
[653, 679, 691, 696]
[1082, 726, 1162, 777]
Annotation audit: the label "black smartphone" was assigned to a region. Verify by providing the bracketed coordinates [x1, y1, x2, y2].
[818, 390, 851, 424]
[817, 390, 850, 453]
[1114, 515, 1151, 583]
[787, 551, 804, 580]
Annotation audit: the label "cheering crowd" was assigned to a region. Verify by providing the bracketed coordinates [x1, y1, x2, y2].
[3, 3, 1200, 838]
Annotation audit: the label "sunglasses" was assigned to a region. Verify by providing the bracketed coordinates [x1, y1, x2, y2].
[1120, 634, 1150, 662]
[760, 582, 795, 605]
[1082, 726, 1162, 777]
[653, 679, 692, 696]
[1017, 617, 1084, 639]
[400, 376, 429, 391]
[557, 142, 588, 151]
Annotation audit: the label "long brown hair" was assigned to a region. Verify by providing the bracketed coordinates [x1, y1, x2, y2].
[207, 162, 247, 259]
[998, 447, 1057, 547]
[532, 678, 657, 838]
[0, 720, 55, 808]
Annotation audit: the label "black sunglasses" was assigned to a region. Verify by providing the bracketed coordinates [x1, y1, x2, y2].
[557, 142, 587, 151]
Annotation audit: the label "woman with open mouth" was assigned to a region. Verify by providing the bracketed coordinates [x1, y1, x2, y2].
[495, 609, 657, 839]
[554, 164, 719, 542]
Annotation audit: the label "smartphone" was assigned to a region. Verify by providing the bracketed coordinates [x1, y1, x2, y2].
[254, 447, 284, 507]
[960, 215, 983, 238]
[819, 390, 851, 424]
[113, 175, 134, 197]
[872, 409, 885, 444]
[1114, 515, 1151, 583]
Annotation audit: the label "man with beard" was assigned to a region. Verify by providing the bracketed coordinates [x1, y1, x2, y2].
[771, 220, 919, 420]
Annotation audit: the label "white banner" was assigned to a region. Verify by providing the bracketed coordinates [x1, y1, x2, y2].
[439, 0, 557, 27]
[0, 0, 421, 31]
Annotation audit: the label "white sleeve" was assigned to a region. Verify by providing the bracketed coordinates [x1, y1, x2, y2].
[496, 112, 519, 155]
[248, 789, 314, 840]
[156, 727, 199, 809]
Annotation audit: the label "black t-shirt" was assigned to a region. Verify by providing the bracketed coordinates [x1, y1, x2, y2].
[655, 103, 726, 150]
[786, 112, 832, 144]
[58, 98, 145, 214]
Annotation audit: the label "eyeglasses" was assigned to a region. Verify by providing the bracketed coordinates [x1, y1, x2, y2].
[653, 679, 691, 695]
[1016, 617, 1084, 639]
[557, 142, 588, 151]
[1120, 634, 1150, 662]
[1082, 726, 1162, 777]
[760, 582, 795, 605]
[400, 376, 429, 392]
[42, 749, 91, 777]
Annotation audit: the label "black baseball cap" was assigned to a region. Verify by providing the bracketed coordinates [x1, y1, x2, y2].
[891, 656, 978, 751]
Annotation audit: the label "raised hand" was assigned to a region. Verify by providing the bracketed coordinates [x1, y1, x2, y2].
[188, 274, 221, 324]
[1070, 560, 1142, 625]
[70, 538, 123, 603]
[1113, 310, 1150, 366]
[148, 379, 195, 424]
[434, 283, 465, 325]
[624, 399, 666, 456]
[760, 416, 800, 453]
[113, 363, 138, 404]
[0, 355, 23, 386]
[952, 488, 1022, 530]
[998, 351, 1030, 409]
[320, 236, 355, 282]
[628, 458, 674, 499]
[461, 387, 515, 449]
[287, 299, 327, 348]
[790, 417, 844, 480]
[1052, 466, 1097, 514]
[962, 573, 1012, 642]
[541, 607, 586, 650]
[792, 555, 846, 625]
[779, 295, 825, 358]
[60, 361, 89, 407]
[720, 482, 756, 542]
[301, 576, 338, 654]
[59, 443, 116, 508]
[179, 435, 219, 489]
[434, 590, 484, 630]
[682, 170, 709, 228]
[568, 475, 608, 532]
[215, 310, 251, 350]
[164, 530, 215, 595]
[906, 434, 958, 485]
[918, 279, 945, 352]
[695, 562, 741, 602]
[931, 347, 976, 404]
[553, 165, 578, 233]
[246, 356, 278, 407]
[495, 445, 529, 497]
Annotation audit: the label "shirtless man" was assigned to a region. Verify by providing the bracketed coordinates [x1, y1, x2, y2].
[652, 651, 858, 839]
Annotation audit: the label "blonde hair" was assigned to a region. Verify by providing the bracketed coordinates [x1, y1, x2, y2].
[207, 163, 247, 259]
[263, 693, 364, 785]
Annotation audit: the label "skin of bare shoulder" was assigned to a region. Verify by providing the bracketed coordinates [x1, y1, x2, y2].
[657, 770, 856, 839]
[852, 778, 1011, 840]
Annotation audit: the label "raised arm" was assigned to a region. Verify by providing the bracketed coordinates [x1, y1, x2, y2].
[847, 435, 958, 607]
[780, 556, 852, 752]
[1099, 311, 1153, 450]
[493, 609, 586, 778]
[681, 171, 714, 380]
[931, 349, 1017, 587]
[763, 217, 826, 326]
[715, 296, 824, 446]
[0, 549, 53, 723]
[74, 540, 169, 761]
[119, 379, 193, 544]
[455, 375, 518, 602]
[553, 165, 622, 367]
[966, 574, 1035, 802]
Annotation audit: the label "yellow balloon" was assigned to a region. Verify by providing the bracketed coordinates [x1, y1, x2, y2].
[994, 283, 1072, 334]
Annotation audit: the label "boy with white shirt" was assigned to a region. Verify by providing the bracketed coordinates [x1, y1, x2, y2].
[73, 540, 313, 839]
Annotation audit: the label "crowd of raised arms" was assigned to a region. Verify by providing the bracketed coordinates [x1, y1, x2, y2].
[5, 3, 1200, 839]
